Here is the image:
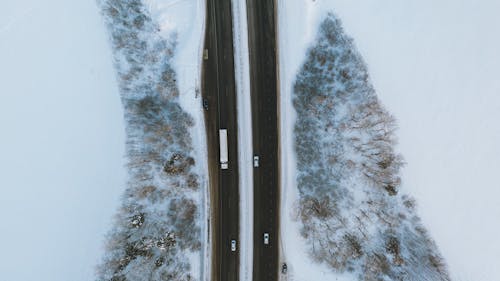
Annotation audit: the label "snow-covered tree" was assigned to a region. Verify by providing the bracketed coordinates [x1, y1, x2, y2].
[293, 13, 450, 280]
[95, 1, 202, 280]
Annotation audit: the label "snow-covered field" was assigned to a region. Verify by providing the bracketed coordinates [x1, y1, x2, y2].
[279, 0, 500, 280]
[0, 1, 125, 281]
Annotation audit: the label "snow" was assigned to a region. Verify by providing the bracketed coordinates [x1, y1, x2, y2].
[231, 0, 254, 281]
[141, 0, 210, 280]
[277, 1, 312, 280]
[277, 2, 350, 281]
[278, 0, 500, 280]
[0, 1, 126, 281]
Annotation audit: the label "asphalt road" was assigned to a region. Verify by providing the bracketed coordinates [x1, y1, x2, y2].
[201, 0, 240, 281]
[246, 1, 280, 281]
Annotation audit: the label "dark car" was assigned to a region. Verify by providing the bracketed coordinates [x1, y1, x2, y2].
[203, 98, 209, 110]
[281, 263, 287, 274]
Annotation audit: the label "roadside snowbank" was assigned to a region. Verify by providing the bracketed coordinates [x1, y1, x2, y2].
[278, 0, 500, 280]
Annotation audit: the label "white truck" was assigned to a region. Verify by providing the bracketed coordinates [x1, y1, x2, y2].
[219, 129, 228, 169]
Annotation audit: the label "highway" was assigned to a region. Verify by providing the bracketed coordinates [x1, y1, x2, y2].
[202, 0, 279, 281]
[246, 1, 280, 281]
[201, 0, 240, 281]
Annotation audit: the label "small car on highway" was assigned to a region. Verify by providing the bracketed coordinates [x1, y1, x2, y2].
[231, 239, 236, 252]
[203, 98, 209, 110]
[253, 155, 259, 167]
[263, 233, 269, 245]
[281, 263, 287, 274]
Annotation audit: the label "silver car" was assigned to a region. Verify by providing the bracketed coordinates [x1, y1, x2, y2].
[263, 233, 269, 245]
[231, 239, 237, 252]
[253, 155, 259, 167]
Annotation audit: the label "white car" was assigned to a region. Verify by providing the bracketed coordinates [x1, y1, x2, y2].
[263, 233, 269, 245]
[231, 239, 237, 252]
[253, 155, 259, 167]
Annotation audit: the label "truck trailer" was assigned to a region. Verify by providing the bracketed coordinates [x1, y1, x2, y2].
[219, 129, 228, 169]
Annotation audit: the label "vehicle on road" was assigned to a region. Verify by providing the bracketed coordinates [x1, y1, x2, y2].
[263, 233, 269, 245]
[219, 129, 228, 169]
[203, 98, 209, 110]
[203, 49, 209, 60]
[253, 155, 259, 167]
[231, 239, 236, 252]
[281, 263, 287, 274]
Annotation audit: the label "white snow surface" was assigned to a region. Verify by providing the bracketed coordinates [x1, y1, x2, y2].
[231, 0, 254, 281]
[278, 0, 500, 280]
[143, 0, 209, 280]
[0, 1, 126, 281]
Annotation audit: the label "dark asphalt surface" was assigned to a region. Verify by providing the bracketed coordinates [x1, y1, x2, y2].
[246, 1, 280, 281]
[201, 0, 240, 281]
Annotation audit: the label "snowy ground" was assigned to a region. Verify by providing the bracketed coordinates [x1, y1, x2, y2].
[278, 0, 500, 280]
[93, 0, 209, 280]
[143, 0, 209, 279]
[0, 1, 125, 281]
[231, 0, 254, 281]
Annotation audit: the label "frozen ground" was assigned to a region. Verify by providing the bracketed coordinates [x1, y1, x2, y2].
[231, 0, 254, 281]
[0, 1, 125, 281]
[279, 0, 500, 280]
[144, 0, 210, 279]
[95, 0, 208, 280]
